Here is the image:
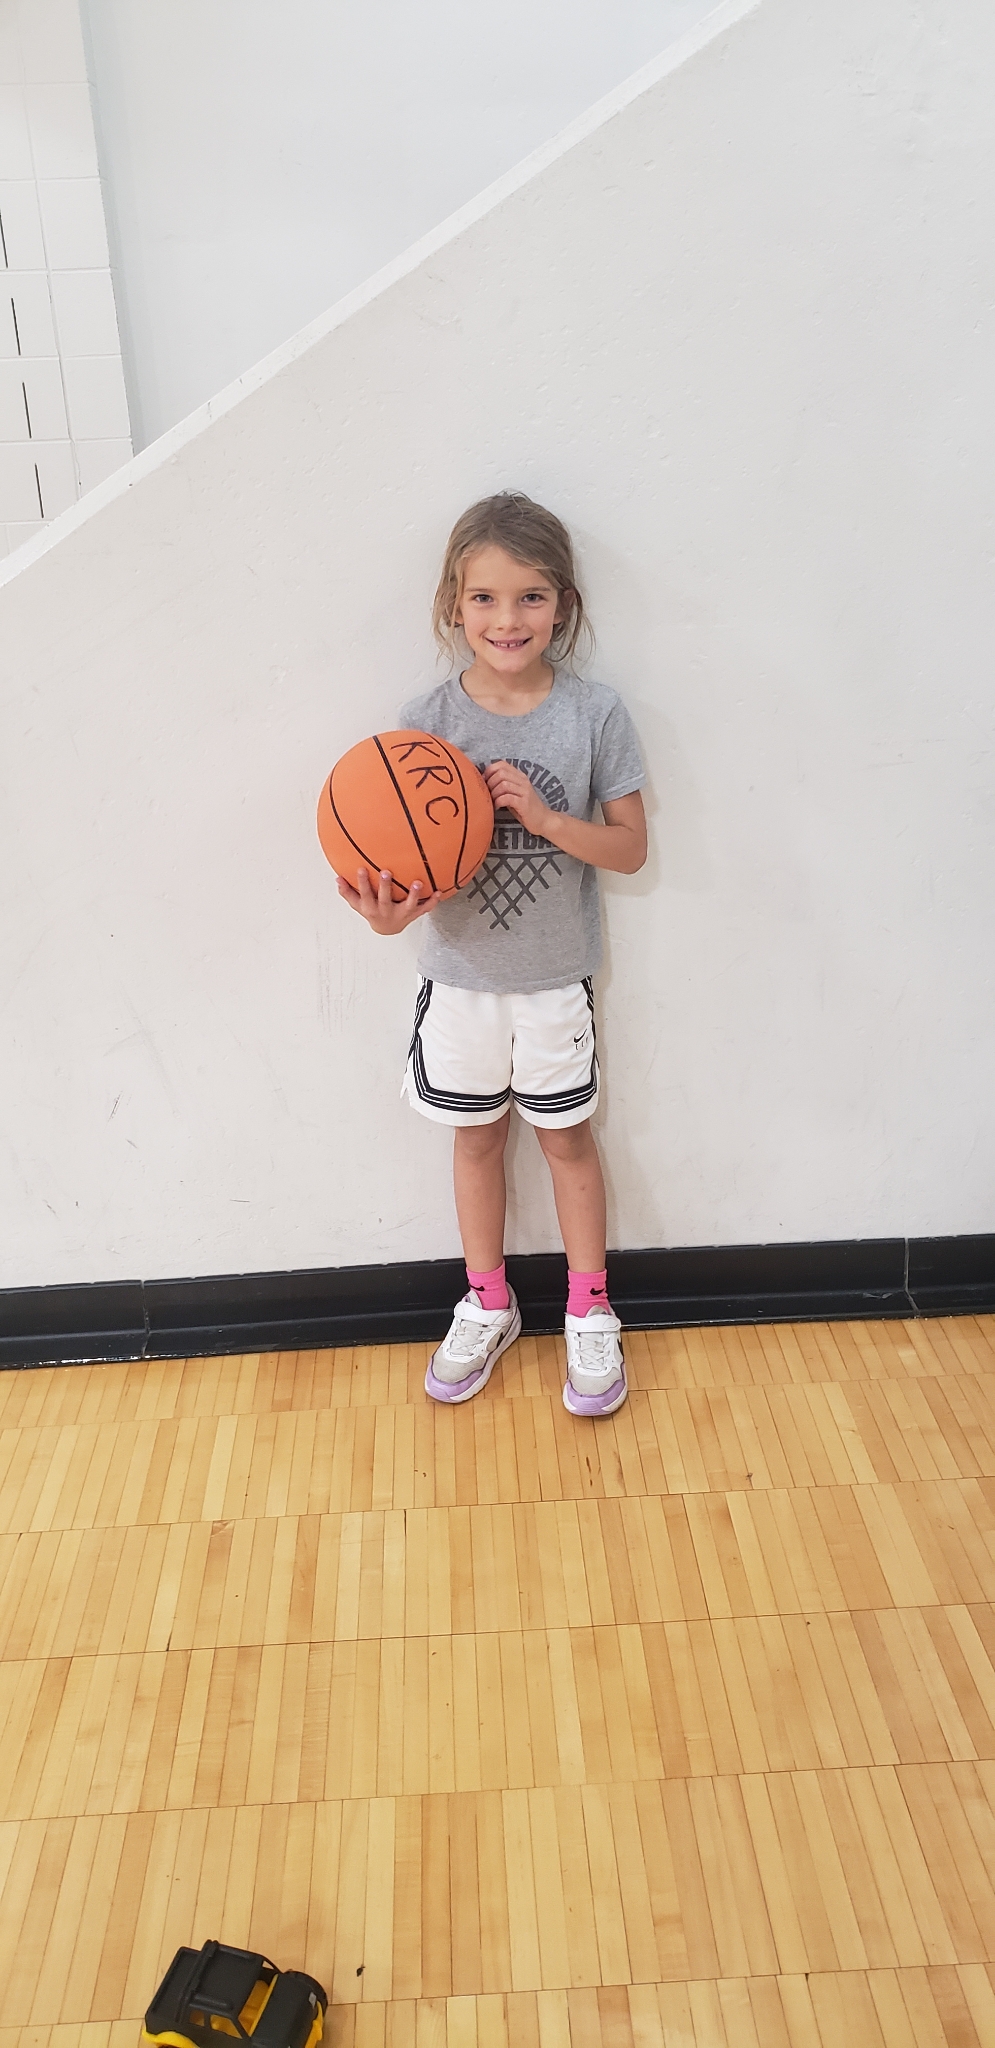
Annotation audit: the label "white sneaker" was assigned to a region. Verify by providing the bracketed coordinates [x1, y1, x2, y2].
[425, 1287, 522, 1404]
[563, 1306, 627, 1417]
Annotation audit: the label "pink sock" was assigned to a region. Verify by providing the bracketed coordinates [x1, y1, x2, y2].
[567, 1268, 610, 1318]
[466, 1261, 509, 1312]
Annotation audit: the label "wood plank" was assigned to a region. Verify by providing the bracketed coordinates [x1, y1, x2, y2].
[2, 1319, 995, 2044]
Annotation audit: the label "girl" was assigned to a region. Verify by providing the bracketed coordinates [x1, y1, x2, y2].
[338, 493, 647, 1415]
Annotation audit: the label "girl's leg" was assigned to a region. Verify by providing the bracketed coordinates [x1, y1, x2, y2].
[425, 1112, 520, 1406]
[453, 1111, 512, 1272]
[536, 1118, 625, 1416]
[533, 1118, 606, 1271]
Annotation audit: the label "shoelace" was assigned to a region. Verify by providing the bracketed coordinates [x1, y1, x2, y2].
[447, 1310, 492, 1363]
[571, 1323, 617, 1373]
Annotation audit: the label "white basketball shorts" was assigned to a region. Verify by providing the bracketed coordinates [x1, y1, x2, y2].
[402, 976, 600, 1128]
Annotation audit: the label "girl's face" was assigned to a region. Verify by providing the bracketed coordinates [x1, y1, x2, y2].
[455, 545, 566, 675]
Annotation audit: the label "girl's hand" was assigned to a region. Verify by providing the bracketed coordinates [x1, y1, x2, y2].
[484, 760, 551, 837]
[337, 868, 441, 934]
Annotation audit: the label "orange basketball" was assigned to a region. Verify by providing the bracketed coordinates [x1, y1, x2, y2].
[317, 730, 494, 901]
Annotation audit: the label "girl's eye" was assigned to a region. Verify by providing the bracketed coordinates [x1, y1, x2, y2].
[466, 589, 550, 604]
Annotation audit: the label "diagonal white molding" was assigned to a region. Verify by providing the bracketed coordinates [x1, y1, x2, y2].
[0, 0, 758, 592]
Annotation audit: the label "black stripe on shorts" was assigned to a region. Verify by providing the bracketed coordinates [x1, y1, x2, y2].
[511, 977, 599, 1113]
[409, 979, 512, 1115]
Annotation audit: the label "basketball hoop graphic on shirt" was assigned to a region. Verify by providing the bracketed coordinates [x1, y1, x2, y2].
[467, 756, 569, 931]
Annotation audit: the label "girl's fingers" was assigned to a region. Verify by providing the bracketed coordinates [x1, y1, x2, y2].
[403, 882, 443, 923]
[485, 764, 545, 827]
[488, 772, 533, 810]
[341, 867, 440, 929]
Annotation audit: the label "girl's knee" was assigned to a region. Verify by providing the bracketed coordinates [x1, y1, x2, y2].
[535, 1118, 595, 1163]
[454, 1112, 511, 1161]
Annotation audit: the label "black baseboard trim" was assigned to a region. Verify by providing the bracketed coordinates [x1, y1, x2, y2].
[1, 1234, 993, 1369]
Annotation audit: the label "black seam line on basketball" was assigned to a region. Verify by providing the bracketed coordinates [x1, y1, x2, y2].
[373, 735, 439, 894]
[439, 738, 470, 886]
[327, 774, 403, 891]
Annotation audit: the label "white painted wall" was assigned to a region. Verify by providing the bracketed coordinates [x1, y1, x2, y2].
[0, 0, 132, 559]
[1, 0, 994, 1290]
[80, 0, 716, 448]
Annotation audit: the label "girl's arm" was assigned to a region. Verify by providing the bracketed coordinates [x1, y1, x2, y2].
[483, 762, 647, 876]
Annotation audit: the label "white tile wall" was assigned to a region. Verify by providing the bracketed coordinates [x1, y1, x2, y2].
[2, 269, 58, 354]
[0, 179, 46, 266]
[50, 266, 119, 354]
[27, 82, 100, 178]
[4, 440, 49, 519]
[0, 83, 33, 176]
[0, 353, 67, 436]
[0, 0, 132, 561]
[37, 176, 109, 266]
[32, 434, 78, 514]
[62, 350, 128, 438]
[0, 356, 29, 435]
[74, 434, 131, 493]
[17, 0, 87, 84]
[0, 9, 20, 84]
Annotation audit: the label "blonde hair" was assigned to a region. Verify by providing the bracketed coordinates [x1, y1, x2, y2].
[432, 491, 593, 669]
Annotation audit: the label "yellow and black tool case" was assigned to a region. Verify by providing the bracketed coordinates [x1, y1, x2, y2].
[143, 1941, 326, 2048]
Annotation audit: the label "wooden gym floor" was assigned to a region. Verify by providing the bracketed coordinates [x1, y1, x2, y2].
[2, 1321, 995, 2046]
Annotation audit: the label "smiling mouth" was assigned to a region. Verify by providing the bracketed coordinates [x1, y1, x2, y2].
[487, 636, 531, 649]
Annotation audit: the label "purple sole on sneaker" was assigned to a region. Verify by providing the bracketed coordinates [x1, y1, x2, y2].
[562, 1372, 628, 1418]
[424, 1302, 523, 1405]
[424, 1360, 491, 1404]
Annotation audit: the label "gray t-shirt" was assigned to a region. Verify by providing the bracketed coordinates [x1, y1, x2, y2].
[397, 673, 645, 994]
